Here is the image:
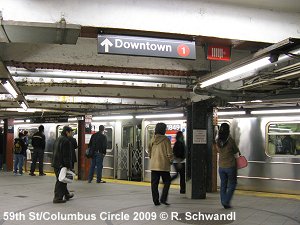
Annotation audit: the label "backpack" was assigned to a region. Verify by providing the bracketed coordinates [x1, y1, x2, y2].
[14, 139, 23, 154]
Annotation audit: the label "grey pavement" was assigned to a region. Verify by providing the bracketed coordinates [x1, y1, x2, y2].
[0, 172, 299, 225]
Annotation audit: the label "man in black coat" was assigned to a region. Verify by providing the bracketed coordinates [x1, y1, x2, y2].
[51, 126, 73, 203]
[29, 125, 46, 176]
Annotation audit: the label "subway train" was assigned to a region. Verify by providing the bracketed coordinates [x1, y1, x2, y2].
[13, 113, 300, 195]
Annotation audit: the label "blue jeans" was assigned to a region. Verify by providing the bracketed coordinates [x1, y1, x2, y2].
[14, 154, 24, 174]
[219, 167, 237, 206]
[88, 152, 104, 182]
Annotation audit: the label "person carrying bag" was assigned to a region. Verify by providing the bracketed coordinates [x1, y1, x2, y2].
[51, 126, 74, 204]
[216, 123, 240, 209]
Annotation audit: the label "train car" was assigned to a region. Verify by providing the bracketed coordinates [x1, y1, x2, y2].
[12, 112, 300, 195]
[14, 122, 78, 174]
[218, 114, 300, 195]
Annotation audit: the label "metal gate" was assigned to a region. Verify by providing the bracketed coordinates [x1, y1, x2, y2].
[117, 143, 143, 181]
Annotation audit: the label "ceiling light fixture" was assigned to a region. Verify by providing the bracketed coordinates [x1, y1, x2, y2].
[200, 57, 270, 88]
[20, 102, 28, 111]
[92, 115, 133, 121]
[1, 80, 18, 98]
[217, 111, 246, 116]
[198, 38, 300, 88]
[135, 113, 184, 119]
[251, 108, 300, 115]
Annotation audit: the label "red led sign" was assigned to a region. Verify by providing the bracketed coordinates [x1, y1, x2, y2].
[207, 45, 231, 61]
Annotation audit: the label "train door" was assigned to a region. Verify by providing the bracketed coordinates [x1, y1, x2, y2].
[102, 127, 114, 178]
[117, 124, 143, 181]
[88, 123, 115, 179]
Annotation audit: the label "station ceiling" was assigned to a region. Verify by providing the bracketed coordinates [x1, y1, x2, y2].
[0, 9, 299, 119]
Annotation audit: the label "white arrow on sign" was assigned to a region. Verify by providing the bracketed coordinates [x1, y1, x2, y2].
[101, 38, 113, 52]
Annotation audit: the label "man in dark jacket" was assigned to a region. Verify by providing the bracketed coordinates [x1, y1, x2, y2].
[29, 125, 46, 176]
[51, 126, 73, 203]
[69, 134, 78, 170]
[88, 125, 107, 183]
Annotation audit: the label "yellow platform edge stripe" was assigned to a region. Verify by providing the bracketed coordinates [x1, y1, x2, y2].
[44, 173, 300, 201]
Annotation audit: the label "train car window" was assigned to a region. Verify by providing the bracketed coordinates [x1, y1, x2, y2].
[18, 127, 38, 149]
[122, 126, 134, 148]
[267, 122, 300, 156]
[105, 128, 113, 150]
[145, 125, 155, 154]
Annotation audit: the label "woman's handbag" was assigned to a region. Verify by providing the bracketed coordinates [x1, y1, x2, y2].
[236, 155, 248, 169]
[58, 167, 75, 183]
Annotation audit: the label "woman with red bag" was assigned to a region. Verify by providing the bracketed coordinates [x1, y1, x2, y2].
[216, 123, 240, 209]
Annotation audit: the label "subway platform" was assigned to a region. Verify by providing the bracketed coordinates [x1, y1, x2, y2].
[0, 172, 299, 225]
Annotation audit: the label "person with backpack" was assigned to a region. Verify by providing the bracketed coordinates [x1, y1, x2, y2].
[87, 125, 107, 183]
[29, 125, 46, 176]
[170, 131, 186, 194]
[13, 132, 26, 175]
[52, 126, 74, 203]
[148, 123, 173, 206]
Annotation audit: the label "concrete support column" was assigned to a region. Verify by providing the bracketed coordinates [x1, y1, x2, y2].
[78, 120, 89, 180]
[186, 101, 214, 199]
[4, 119, 14, 171]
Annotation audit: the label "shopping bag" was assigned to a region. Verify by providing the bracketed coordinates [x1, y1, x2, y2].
[26, 149, 32, 160]
[236, 155, 248, 169]
[58, 167, 75, 183]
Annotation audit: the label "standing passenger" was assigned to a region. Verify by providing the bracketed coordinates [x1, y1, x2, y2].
[88, 125, 107, 183]
[0, 127, 4, 170]
[29, 125, 46, 176]
[216, 123, 239, 209]
[13, 132, 26, 175]
[149, 123, 173, 206]
[170, 131, 186, 194]
[23, 131, 29, 172]
[52, 126, 74, 203]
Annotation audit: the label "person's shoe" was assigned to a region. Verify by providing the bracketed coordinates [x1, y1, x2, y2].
[39, 173, 46, 176]
[29, 173, 36, 176]
[160, 201, 170, 206]
[154, 202, 161, 206]
[13, 173, 17, 176]
[96, 180, 106, 183]
[87, 180, 92, 183]
[65, 193, 74, 201]
[180, 191, 186, 194]
[223, 204, 232, 209]
[53, 199, 66, 204]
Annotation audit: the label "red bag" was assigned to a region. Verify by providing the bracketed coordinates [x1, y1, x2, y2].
[236, 155, 248, 169]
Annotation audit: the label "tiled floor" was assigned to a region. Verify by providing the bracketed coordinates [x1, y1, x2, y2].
[0, 172, 299, 225]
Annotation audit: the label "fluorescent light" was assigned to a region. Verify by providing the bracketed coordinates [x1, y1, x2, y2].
[14, 120, 25, 123]
[218, 111, 246, 116]
[228, 101, 246, 104]
[251, 109, 300, 115]
[2, 81, 18, 98]
[68, 117, 77, 122]
[135, 113, 184, 119]
[20, 102, 28, 111]
[200, 57, 270, 88]
[92, 115, 133, 121]
[26, 119, 31, 123]
[250, 100, 263, 103]
[0, 120, 3, 124]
